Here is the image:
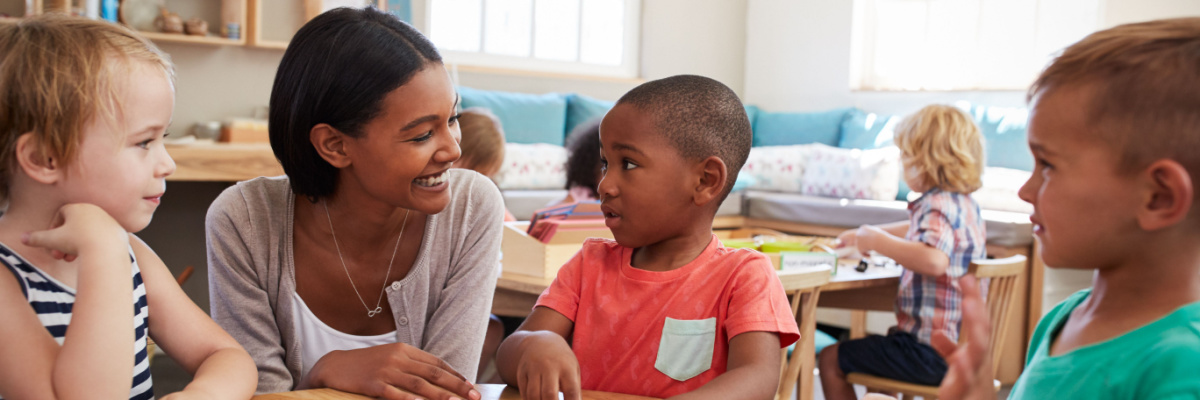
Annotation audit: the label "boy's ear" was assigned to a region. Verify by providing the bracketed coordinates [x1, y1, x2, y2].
[1137, 159, 1193, 231]
[310, 123, 352, 169]
[14, 133, 62, 185]
[692, 156, 728, 207]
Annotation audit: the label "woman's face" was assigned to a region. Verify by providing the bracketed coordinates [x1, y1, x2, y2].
[339, 64, 462, 214]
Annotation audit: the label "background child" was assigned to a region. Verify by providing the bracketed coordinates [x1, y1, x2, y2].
[0, 14, 256, 399]
[938, 17, 1200, 400]
[820, 105, 987, 399]
[553, 118, 604, 206]
[496, 75, 799, 400]
[456, 107, 515, 223]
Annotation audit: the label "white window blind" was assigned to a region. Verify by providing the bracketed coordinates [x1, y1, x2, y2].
[428, 0, 640, 78]
[851, 0, 1102, 91]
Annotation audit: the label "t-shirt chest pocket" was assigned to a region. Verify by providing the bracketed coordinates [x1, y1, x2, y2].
[654, 317, 717, 381]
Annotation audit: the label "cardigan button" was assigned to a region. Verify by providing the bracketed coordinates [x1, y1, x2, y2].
[390, 281, 401, 291]
[398, 316, 409, 326]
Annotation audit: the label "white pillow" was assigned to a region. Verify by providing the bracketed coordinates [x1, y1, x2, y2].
[973, 167, 1033, 213]
[740, 144, 816, 192]
[493, 143, 568, 190]
[800, 144, 900, 201]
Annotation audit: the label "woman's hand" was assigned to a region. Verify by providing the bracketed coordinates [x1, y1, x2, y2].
[514, 331, 581, 400]
[933, 275, 997, 400]
[305, 342, 480, 400]
[23, 203, 128, 263]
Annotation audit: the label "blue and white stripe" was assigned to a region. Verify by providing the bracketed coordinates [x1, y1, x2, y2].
[0, 242, 154, 400]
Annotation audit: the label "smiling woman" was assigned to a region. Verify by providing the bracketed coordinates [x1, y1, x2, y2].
[205, 7, 504, 400]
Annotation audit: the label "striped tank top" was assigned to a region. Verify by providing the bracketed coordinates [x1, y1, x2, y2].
[0, 242, 154, 400]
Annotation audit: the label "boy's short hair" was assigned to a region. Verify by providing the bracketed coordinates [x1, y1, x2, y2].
[615, 75, 751, 202]
[456, 107, 506, 176]
[564, 117, 603, 198]
[1030, 17, 1200, 176]
[894, 104, 985, 194]
[270, 7, 442, 199]
[0, 14, 174, 201]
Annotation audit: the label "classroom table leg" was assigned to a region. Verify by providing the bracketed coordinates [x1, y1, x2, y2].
[849, 311, 867, 339]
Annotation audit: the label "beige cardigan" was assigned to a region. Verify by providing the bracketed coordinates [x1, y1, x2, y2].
[206, 169, 502, 393]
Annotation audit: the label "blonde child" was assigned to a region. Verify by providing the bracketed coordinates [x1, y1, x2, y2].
[938, 17, 1200, 400]
[0, 15, 256, 399]
[496, 75, 799, 400]
[820, 105, 987, 399]
[457, 107, 516, 222]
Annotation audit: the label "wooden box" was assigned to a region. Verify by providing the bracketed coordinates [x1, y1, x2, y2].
[501, 221, 613, 279]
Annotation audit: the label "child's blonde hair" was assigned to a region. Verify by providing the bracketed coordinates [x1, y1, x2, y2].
[894, 105, 985, 194]
[456, 107, 506, 177]
[1030, 17, 1200, 176]
[0, 14, 174, 201]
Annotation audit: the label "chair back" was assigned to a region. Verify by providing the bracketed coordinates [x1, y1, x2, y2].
[968, 255, 1026, 373]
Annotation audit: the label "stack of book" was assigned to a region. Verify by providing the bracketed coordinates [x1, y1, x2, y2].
[526, 201, 608, 244]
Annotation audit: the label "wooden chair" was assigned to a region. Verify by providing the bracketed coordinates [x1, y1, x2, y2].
[845, 255, 1027, 400]
[775, 267, 832, 400]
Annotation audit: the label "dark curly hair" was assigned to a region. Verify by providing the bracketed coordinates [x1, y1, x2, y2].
[563, 117, 603, 198]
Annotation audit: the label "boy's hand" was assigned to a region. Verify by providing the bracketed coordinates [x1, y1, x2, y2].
[933, 275, 996, 400]
[853, 225, 887, 255]
[307, 342, 480, 400]
[22, 203, 128, 262]
[516, 331, 581, 400]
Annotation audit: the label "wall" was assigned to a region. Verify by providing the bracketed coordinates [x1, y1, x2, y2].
[148, 0, 748, 312]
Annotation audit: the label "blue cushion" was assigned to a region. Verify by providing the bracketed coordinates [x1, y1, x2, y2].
[458, 86, 568, 145]
[785, 329, 838, 358]
[565, 93, 614, 138]
[752, 107, 853, 147]
[960, 102, 1033, 171]
[743, 104, 760, 131]
[839, 109, 900, 150]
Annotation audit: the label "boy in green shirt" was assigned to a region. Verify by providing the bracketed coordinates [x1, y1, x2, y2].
[937, 17, 1200, 400]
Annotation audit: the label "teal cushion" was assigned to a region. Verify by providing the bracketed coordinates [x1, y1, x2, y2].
[744, 104, 760, 132]
[839, 109, 900, 150]
[961, 102, 1033, 171]
[458, 86, 568, 145]
[785, 329, 838, 358]
[565, 93, 614, 138]
[752, 107, 853, 147]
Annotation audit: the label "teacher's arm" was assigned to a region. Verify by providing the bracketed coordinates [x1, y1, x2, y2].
[206, 186, 294, 394]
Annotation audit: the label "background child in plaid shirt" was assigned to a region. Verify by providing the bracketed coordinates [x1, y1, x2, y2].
[819, 105, 988, 400]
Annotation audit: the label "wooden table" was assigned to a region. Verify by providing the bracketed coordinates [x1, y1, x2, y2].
[251, 384, 658, 400]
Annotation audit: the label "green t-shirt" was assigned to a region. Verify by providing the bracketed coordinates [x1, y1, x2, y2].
[1009, 289, 1200, 399]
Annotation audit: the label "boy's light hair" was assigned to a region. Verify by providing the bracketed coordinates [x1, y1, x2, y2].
[1030, 17, 1200, 175]
[456, 107, 506, 176]
[894, 105, 985, 194]
[0, 14, 174, 201]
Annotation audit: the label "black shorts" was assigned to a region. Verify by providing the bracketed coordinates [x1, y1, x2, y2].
[837, 329, 948, 386]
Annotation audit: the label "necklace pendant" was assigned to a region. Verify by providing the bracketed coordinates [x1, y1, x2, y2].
[367, 306, 383, 317]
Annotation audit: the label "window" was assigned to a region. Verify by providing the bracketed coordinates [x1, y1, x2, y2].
[850, 0, 1102, 91]
[427, 0, 640, 78]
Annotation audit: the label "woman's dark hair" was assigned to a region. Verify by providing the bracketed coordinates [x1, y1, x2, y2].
[269, 7, 442, 199]
[564, 117, 603, 198]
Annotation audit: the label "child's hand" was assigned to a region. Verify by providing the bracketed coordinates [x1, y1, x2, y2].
[933, 275, 996, 400]
[836, 229, 857, 248]
[516, 331, 582, 400]
[307, 342, 479, 400]
[853, 225, 887, 255]
[22, 203, 128, 262]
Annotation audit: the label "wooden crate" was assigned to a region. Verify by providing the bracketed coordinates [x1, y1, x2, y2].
[501, 221, 613, 279]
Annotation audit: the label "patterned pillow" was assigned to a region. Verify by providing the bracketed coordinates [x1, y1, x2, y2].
[493, 143, 568, 190]
[801, 144, 900, 200]
[740, 145, 816, 192]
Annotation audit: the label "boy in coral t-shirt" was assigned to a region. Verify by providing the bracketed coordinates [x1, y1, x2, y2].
[496, 75, 800, 400]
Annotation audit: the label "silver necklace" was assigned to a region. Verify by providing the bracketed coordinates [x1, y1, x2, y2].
[322, 201, 410, 318]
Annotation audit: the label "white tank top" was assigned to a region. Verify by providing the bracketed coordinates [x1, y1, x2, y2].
[291, 292, 397, 380]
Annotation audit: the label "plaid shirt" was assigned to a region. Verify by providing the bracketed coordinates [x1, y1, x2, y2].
[895, 189, 987, 345]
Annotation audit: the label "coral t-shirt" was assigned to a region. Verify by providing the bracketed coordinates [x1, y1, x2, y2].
[535, 235, 800, 398]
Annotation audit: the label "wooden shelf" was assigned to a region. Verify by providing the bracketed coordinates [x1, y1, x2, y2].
[138, 31, 246, 46]
[166, 142, 283, 182]
[251, 39, 289, 50]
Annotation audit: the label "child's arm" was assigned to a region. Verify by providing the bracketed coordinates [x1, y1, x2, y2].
[666, 331, 781, 400]
[837, 221, 909, 247]
[933, 275, 996, 400]
[131, 235, 257, 400]
[496, 306, 582, 400]
[0, 204, 135, 400]
[854, 224, 950, 276]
